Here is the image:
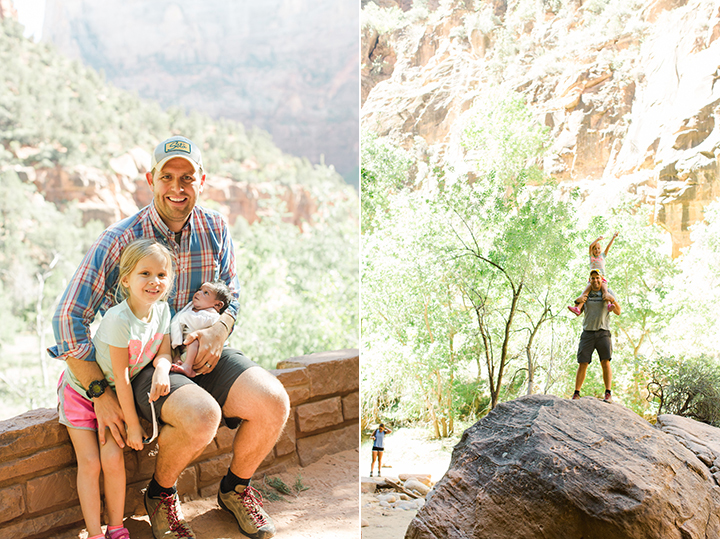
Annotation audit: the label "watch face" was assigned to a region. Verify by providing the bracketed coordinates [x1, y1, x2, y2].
[87, 379, 108, 398]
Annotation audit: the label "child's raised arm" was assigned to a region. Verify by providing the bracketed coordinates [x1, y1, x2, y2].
[589, 236, 604, 255]
[110, 346, 145, 450]
[604, 231, 619, 256]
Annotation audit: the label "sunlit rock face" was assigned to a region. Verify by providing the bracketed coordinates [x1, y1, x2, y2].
[362, 0, 720, 256]
[406, 395, 720, 539]
[41, 0, 359, 180]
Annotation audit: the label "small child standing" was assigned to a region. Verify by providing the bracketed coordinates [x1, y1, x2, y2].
[57, 238, 175, 539]
[568, 232, 619, 316]
[169, 280, 233, 377]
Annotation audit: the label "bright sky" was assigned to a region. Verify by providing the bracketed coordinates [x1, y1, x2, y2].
[11, 0, 45, 41]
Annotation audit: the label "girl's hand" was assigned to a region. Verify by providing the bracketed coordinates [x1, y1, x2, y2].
[127, 423, 145, 451]
[150, 370, 170, 402]
[613, 231, 619, 237]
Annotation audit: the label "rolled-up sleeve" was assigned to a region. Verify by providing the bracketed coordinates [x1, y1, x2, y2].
[49, 232, 122, 362]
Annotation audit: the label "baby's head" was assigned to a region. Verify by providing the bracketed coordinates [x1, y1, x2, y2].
[191, 280, 233, 313]
[116, 239, 174, 303]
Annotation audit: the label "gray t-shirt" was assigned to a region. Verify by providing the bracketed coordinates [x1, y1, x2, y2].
[582, 289, 611, 331]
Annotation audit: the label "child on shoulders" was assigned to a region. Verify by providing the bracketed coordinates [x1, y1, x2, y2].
[568, 232, 619, 316]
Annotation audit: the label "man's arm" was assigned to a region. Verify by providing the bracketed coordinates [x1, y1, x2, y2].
[187, 216, 240, 371]
[51, 230, 129, 446]
[66, 356, 126, 447]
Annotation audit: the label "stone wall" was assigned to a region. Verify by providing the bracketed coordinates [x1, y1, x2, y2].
[0, 349, 359, 539]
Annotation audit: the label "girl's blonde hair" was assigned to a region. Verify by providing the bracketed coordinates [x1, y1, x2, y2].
[116, 238, 174, 303]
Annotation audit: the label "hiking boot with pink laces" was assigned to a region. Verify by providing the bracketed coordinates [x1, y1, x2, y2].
[144, 490, 196, 539]
[218, 485, 276, 539]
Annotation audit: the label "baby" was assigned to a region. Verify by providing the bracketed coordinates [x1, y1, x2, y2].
[170, 281, 234, 377]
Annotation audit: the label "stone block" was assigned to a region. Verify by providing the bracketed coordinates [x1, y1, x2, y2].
[284, 385, 311, 406]
[177, 466, 198, 499]
[342, 391, 359, 420]
[277, 349, 358, 399]
[0, 409, 68, 462]
[126, 480, 150, 516]
[0, 484, 25, 524]
[0, 505, 83, 538]
[271, 366, 310, 387]
[135, 444, 158, 479]
[215, 425, 237, 452]
[0, 444, 75, 484]
[197, 454, 232, 483]
[296, 424, 359, 467]
[274, 414, 297, 457]
[296, 398, 343, 433]
[26, 467, 78, 513]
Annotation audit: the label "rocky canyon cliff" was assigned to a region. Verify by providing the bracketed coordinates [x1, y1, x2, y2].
[41, 0, 359, 183]
[362, 0, 720, 256]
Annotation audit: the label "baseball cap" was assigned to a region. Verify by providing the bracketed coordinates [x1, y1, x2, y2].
[151, 135, 203, 174]
[589, 269, 601, 276]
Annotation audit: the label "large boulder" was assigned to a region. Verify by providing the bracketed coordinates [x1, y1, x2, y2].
[406, 395, 720, 539]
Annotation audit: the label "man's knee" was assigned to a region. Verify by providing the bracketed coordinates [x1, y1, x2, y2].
[226, 367, 290, 425]
[163, 385, 222, 439]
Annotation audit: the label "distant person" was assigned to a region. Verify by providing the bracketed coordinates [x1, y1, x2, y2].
[568, 232, 619, 315]
[170, 281, 233, 378]
[572, 269, 621, 403]
[50, 135, 290, 539]
[57, 238, 175, 539]
[370, 423, 392, 477]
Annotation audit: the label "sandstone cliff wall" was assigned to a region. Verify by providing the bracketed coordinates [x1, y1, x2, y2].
[0, 349, 359, 539]
[361, 0, 720, 256]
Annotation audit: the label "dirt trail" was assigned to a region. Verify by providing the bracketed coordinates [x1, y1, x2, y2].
[50, 448, 359, 539]
[360, 428, 457, 539]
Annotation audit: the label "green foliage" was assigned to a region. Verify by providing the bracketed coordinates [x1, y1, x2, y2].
[360, 131, 413, 233]
[648, 356, 720, 427]
[230, 189, 359, 369]
[293, 473, 310, 493]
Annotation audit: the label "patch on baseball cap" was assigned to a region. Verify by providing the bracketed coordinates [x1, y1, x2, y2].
[151, 135, 203, 173]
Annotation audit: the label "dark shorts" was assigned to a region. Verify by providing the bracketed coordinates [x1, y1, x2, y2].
[132, 348, 258, 430]
[372, 446, 384, 452]
[577, 329, 613, 364]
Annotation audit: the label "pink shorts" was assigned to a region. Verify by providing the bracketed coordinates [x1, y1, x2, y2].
[57, 372, 98, 431]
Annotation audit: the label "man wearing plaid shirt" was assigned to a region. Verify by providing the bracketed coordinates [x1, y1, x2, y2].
[50, 135, 289, 539]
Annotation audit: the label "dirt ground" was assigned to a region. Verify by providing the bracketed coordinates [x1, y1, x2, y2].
[50, 448, 359, 539]
[360, 428, 458, 539]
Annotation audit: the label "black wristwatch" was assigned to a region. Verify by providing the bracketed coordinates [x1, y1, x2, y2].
[85, 379, 109, 399]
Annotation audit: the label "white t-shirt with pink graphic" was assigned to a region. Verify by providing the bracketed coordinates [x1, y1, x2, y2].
[63, 300, 170, 396]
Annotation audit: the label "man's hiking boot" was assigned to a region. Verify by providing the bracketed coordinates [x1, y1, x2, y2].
[144, 489, 195, 539]
[604, 391, 613, 404]
[571, 392, 580, 400]
[218, 485, 276, 539]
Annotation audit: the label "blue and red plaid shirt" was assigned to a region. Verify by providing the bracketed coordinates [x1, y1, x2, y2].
[49, 202, 240, 363]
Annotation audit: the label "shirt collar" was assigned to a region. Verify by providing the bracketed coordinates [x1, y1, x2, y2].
[147, 201, 195, 238]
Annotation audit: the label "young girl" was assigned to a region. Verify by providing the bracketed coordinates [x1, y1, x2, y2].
[568, 232, 619, 316]
[57, 239, 175, 539]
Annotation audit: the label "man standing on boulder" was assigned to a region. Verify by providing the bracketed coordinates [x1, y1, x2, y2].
[50, 135, 290, 539]
[572, 269, 621, 403]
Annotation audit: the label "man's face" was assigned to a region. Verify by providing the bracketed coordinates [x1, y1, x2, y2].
[590, 273, 603, 290]
[146, 157, 205, 232]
